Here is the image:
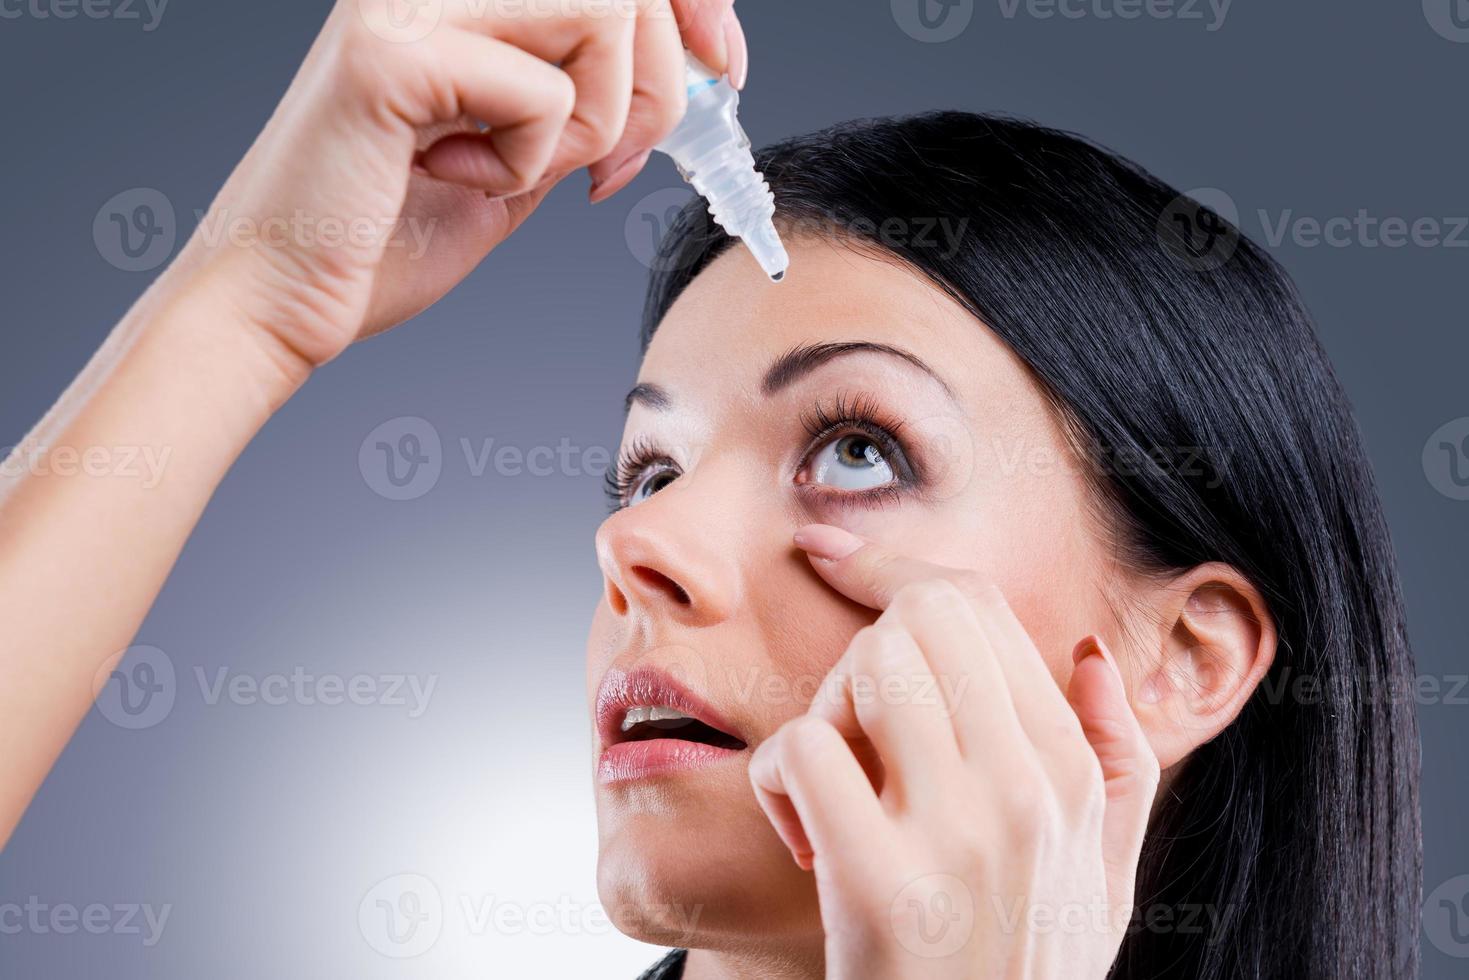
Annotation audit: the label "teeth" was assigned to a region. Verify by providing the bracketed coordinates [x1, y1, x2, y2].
[620, 705, 693, 732]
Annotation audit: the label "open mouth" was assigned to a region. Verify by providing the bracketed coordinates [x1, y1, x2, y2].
[617, 705, 747, 751]
[596, 667, 749, 782]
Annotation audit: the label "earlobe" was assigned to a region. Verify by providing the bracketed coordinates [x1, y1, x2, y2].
[1131, 564, 1277, 769]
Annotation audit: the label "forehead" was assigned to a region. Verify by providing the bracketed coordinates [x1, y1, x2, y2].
[640, 235, 1034, 417]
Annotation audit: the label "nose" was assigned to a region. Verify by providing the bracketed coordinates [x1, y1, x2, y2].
[595, 494, 740, 628]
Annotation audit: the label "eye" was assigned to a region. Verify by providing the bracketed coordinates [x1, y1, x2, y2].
[795, 392, 916, 503]
[628, 465, 678, 505]
[806, 432, 897, 490]
[605, 437, 681, 512]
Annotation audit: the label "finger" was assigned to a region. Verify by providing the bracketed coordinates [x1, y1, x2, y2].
[748, 715, 891, 877]
[359, 175, 561, 335]
[1067, 635, 1161, 928]
[807, 622, 961, 807]
[544, 7, 638, 176]
[793, 523, 967, 612]
[415, 32, 576, 193]
[671, 0, 745, 87]
[796, 524, 1085, 760]
[587, 0, 687, 202]
[876, 578, 1023, 761]
[965, 581, 1089, 754]
[459, 3, 639, 177]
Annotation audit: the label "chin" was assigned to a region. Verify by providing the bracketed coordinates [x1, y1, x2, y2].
[594, 766, 821, 951]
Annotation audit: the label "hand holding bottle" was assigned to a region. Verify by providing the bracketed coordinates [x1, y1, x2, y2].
[176, 0, 748, 377]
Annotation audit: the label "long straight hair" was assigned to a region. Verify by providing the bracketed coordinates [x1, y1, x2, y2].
[641, 112, 1421, 979]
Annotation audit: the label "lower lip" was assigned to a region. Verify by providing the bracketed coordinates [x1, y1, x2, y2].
[598, 738, 744, 783]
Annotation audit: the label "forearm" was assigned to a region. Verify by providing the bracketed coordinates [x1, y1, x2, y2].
[0, 263, 309, 847]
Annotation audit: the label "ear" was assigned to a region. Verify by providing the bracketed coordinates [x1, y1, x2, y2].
[1130, 563, 1277, 770]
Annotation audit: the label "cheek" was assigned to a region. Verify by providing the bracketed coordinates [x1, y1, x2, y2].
[740, 546, 877, 728]
[795, 494, 1103, 689]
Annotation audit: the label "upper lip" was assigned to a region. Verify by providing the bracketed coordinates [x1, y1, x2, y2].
[595, 665, 746, 750]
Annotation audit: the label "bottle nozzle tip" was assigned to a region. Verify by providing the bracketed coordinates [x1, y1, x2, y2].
[743, 230, 789, 283]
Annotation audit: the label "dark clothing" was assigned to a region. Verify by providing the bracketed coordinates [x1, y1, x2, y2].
[636, 948, 687, 979]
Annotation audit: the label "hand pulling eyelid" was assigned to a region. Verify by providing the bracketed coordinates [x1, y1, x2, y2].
[654, 53, 790, 283]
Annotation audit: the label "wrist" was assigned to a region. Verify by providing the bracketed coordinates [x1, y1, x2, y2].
[134, 254, 318, 420]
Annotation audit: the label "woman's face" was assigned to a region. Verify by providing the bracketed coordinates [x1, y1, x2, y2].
[585, 235, 1119, 950]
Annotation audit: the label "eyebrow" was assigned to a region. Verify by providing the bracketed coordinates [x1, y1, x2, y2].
[761, 341, 956, 398]
[623, 341, 956, 413]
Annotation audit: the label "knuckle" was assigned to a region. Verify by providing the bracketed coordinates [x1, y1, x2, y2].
[856, 549, 902, 602]
[954, 572, 999, 606]
[498, 167, 541, 196]
[336, 23, 400, 80]
[782, 714, 837, 762]
[569, 112, 623, 163]
[869, 630, 914, 681]
[893, 578, 965, 617]
[998, 771, 1052, 828]
[547, 69, 579, 122]
[1062, 746, 1108, 808]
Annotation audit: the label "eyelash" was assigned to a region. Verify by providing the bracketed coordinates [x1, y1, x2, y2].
[795, 391, 917, 509]
[603, 392, 919, 513]
[603, 434, 675, 512]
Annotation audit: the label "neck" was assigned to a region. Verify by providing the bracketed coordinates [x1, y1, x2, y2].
[681, 940, 824, 980]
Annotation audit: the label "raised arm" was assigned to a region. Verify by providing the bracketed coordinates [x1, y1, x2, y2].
[0, 0, 743, 848]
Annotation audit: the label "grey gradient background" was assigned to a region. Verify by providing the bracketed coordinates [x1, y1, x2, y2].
[2, 0, 1467, 976]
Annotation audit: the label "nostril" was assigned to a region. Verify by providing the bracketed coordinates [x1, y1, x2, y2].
[630, 565, 691, 605]
[606, 579, 629, 616]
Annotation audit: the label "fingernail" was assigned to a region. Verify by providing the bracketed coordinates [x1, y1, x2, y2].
[1075, 636, 1131, 704]
[792, 524, 863, 562]
[588, 148, 652, 204]
[723, 11, 748, 90]
[1072, 633, 1121, 674]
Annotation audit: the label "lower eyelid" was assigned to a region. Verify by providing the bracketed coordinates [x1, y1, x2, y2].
[794, 481, 908, 511]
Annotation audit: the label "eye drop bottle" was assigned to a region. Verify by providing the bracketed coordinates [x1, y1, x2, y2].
[654, 53, 789, 282]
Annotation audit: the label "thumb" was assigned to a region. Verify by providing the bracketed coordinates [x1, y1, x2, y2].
[671, 0, 746, 87]
[791, 523, 971, 611]
[1067, 634, 1161, 932]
